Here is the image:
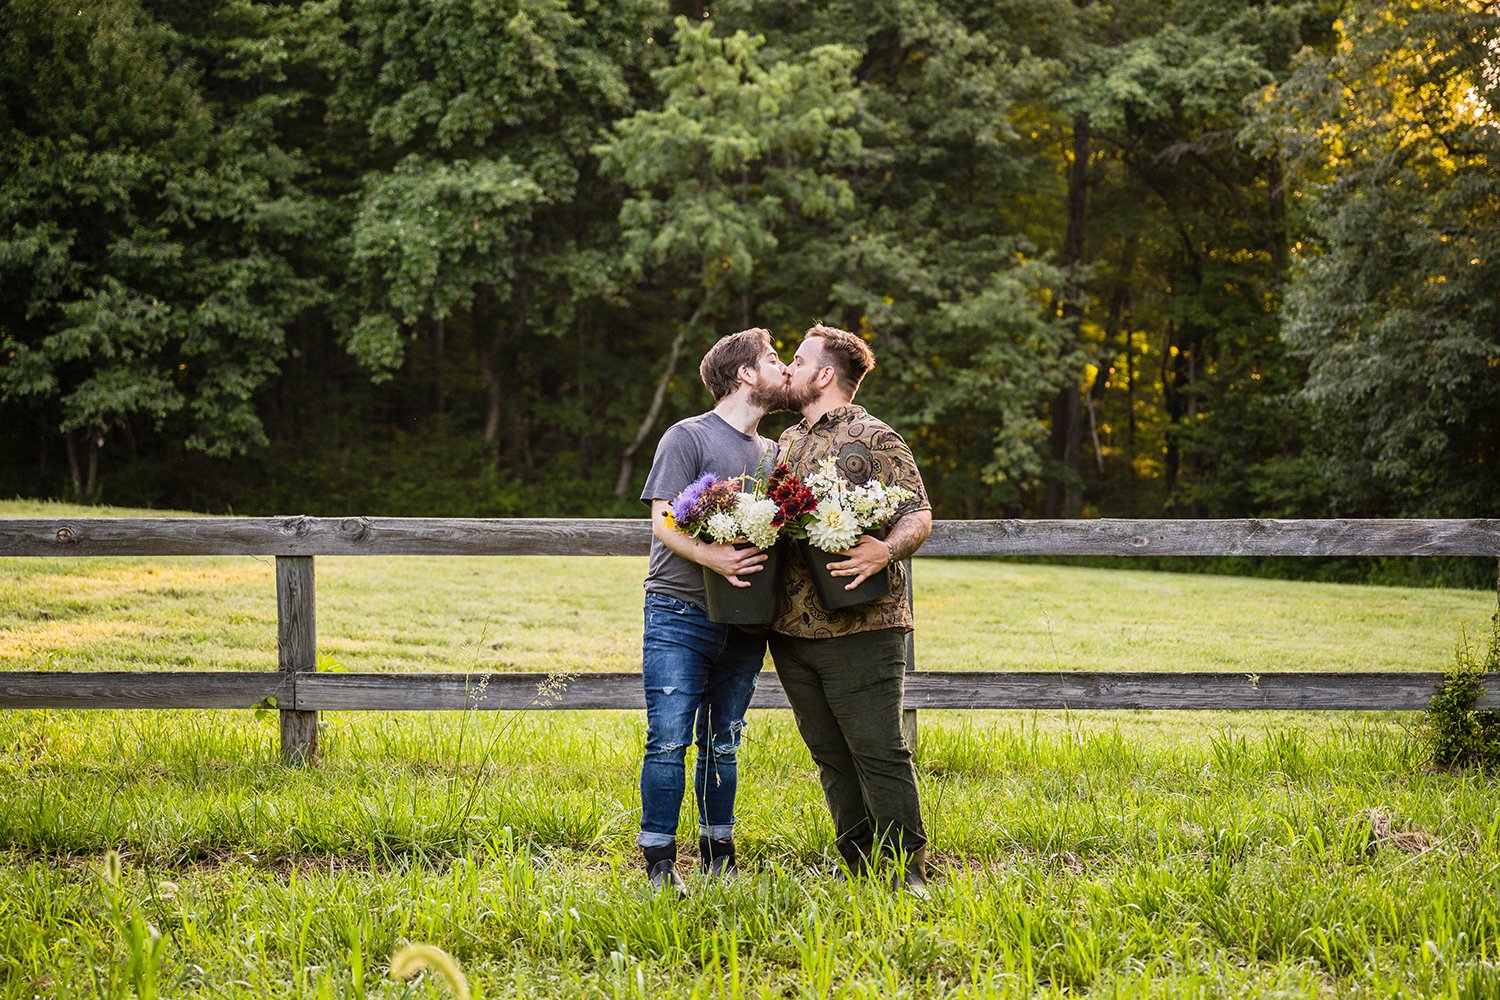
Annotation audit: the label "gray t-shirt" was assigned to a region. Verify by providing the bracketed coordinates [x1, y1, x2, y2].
[640, 411, 776, 608]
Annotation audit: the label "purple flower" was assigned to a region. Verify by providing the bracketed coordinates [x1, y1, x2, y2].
[672, 474, 717, 524]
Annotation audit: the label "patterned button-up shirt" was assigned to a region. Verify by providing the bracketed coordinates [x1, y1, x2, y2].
[772, 404, 931, 639]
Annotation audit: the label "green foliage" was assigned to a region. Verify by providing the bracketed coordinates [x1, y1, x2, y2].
[1259, 0, 1500, 517]
[346, 156, 545, 374]
[98, 849, 169, 999]
[1422, 613, 1500, 771]
[1, 0, 1495, 535]
[0, 0, 321, 477]
[597, 17, 863, 290]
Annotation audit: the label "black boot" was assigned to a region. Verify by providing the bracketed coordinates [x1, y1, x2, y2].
[699, 835, 736, 878]
[896, 846, 930, 899]
[643, 843, 686, 897]
[834, 838, 872, 880]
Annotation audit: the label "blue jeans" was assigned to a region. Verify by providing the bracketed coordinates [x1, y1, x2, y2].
[638, 592, 765, 849]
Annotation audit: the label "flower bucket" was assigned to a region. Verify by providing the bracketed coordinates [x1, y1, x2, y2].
[797, 532, 890, 611]
[703, 540, 785, 625]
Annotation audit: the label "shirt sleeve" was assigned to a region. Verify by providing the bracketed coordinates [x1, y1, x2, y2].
[870, 427, 931, 516]
[639, 423, 702, 506]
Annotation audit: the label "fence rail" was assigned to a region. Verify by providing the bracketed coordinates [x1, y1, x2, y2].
[5, 516, 1500, 557]
[4, 516, 1497, 764]
[2, 669, 1493, 713]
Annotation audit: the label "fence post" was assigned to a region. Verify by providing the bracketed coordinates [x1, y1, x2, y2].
[276, 555, 318, 766]
[902, 558, 918, 754]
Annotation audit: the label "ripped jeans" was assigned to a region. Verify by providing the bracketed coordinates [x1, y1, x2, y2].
[638, 592, 765, 849]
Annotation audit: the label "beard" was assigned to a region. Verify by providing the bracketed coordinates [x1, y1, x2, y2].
[779, 376, 821, 413]
[750, 377, 796, 412]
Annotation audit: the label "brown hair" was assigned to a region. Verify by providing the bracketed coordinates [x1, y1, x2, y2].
[699, 327, 772, 400]
[805, 323, 875, 397]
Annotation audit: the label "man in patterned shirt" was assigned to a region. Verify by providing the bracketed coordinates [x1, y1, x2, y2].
[771, 323, 933, 895]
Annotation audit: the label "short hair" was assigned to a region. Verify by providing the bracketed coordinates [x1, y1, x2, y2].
[805, 323, 875, 397]
[700, 327, 772, 401]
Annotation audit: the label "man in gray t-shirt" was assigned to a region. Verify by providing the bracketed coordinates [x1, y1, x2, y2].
[634, 327, 786, 894]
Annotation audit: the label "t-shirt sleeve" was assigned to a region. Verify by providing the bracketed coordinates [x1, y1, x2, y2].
[640, 423, 702, 506]
[871, 428, 931, 516]
[756, 436, 777, 480]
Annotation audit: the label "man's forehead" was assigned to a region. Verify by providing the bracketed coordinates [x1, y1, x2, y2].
[793, 340, 820, 360]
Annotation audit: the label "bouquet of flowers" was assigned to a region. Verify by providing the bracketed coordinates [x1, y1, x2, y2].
[663, 473, 782, 549]
[663, 470, 797, 625]
[779, 457, 915, 552]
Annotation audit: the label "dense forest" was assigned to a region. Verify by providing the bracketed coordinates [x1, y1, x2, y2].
[3, 0, 1497, 576]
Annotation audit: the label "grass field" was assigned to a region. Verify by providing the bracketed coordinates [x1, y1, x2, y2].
[3, 500, 1500, 997]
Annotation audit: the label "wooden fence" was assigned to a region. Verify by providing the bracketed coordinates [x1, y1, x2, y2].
[2, 516, 1498, 765]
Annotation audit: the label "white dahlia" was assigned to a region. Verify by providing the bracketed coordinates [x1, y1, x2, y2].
[806, 500, 862, 552]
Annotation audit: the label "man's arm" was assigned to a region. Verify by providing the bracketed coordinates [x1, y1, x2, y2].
[649, 499, 768, 588]
[827, 510, 932, 589]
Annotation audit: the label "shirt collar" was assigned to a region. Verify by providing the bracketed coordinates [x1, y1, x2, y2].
[797, 403, 866, 433]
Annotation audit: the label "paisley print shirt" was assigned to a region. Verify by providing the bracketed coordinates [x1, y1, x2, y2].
[771, 404, 931, 639]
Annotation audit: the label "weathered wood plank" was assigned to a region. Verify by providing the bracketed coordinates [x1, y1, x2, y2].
[4, 670, 1491, 711]
[899, 670, 1482, 711]
[294, 671, 660, 711]
[293, 671, 1493, 712]
[0, 672, 292, 709]
[277, 556, 318, 766]
[923, 518, 1500, 557]
[0, 517, 652, 557]
[2, 517, 1497, 558]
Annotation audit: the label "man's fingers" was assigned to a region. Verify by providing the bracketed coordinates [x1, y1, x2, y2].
[844, 569, 875, 590]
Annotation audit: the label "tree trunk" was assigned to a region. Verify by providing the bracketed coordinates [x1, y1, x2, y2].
[432, 316, 446, 416]
[1045, 113, 1090, 518]
[65, 431, 82, 499]
[476, 324, 504, 459]
[1162, 318, 1182, 505]
[1266, 149, 1288, 275]
[614, 293, 714, 498]
[474, 282, 526, 467]
[85, 430, 99, 497]
[1093, 237, 1137, 474]
[505, 294, 530, 472]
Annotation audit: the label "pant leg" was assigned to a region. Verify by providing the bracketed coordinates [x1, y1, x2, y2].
[815, 629, 926, 855]
[639, 593, 720, 848]
[692, 625, 766, 839]
[772, 629, 925, 858]
[769, 632, 877, 864]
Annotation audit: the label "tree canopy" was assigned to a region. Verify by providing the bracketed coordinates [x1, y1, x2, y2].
[3, 0, 1496, 558]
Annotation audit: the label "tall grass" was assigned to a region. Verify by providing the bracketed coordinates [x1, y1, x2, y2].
[3, 708, 1499, 997]
[3, 501, 1499, 996]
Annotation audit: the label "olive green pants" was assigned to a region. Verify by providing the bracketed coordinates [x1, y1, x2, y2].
[769, 628, 926, 867]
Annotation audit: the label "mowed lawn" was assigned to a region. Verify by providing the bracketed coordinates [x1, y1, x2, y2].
[2, 501, 1489, 677]
[2, 501, 1499, 998]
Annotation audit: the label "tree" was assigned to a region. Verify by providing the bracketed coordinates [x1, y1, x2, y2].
[0, 0, 319, 496]
[333, 0, 658, 466]
[595, 16, 863, 495]
[1260, 0, 1500, 515]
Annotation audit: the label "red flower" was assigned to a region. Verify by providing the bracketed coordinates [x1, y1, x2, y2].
[767, 464, 817, 526]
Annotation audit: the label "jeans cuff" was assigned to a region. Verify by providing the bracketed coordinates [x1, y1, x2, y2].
[637, 831, 677, 849]
[699, 823, 735, 840]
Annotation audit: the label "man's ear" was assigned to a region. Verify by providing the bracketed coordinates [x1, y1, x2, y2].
[738, 364, 757, 386]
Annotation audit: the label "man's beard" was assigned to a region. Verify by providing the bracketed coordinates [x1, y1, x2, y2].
[778, 377, 820, 413]
[750, 378, 797, 412]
